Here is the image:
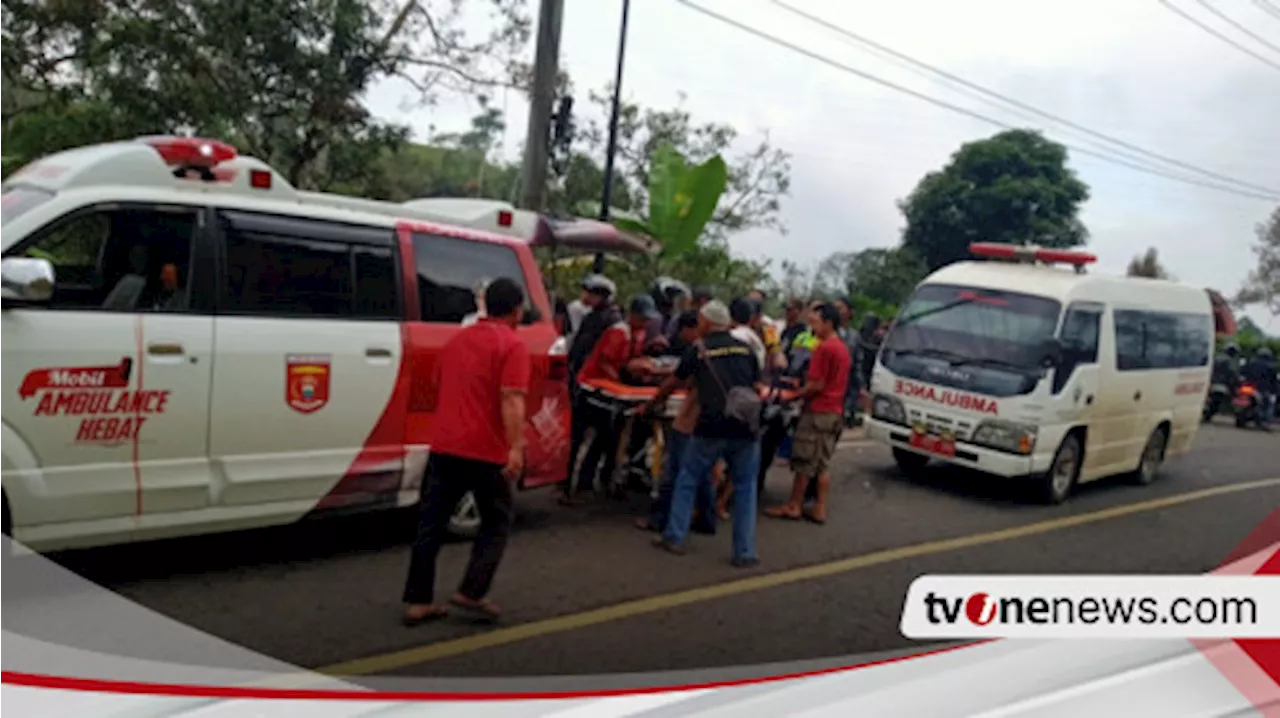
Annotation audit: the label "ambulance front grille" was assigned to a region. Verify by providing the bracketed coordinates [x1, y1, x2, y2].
[905, 407, 975, 441]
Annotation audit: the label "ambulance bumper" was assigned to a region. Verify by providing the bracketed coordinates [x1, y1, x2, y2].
[865, 419, 1056, 479]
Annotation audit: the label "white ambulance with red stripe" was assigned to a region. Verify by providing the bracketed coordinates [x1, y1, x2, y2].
[0, 136, 588, 552]
[865, 243, 1216, 504]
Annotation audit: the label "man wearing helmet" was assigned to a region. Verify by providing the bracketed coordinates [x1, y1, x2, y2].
[1241, 347, 1277, 429]
[563, 275, 621, 500]
[563, 294, 660, 504]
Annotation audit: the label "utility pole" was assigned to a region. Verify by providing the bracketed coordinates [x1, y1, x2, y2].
[594, 0, 631, 274]
[519, 0, 565, 212]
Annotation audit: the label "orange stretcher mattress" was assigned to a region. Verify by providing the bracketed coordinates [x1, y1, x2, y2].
[579, 379, 800, 404]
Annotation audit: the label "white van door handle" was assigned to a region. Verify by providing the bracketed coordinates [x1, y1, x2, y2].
[365, 347, 392, 359]
[148, 343, 185, 357]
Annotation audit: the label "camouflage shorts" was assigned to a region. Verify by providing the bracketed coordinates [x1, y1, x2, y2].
[790, 411, 843, 477]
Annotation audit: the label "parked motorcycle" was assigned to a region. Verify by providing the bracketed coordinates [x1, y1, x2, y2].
[1233, 383, 1263, 429]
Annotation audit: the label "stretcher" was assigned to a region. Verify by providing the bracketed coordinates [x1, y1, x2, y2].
[576, 379, 801, 497]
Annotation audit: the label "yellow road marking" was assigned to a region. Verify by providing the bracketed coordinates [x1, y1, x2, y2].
[317, 477, 1280, 677]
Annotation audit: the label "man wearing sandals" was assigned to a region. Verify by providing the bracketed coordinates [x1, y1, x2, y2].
[765, 303, 851, 526]
[401, 279, 529, 625]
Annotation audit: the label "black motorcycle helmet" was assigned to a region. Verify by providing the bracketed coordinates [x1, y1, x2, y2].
[1259, 347, 1274, 361]
[649, 276, 690, 313]
[1224, 343, 1239, 358]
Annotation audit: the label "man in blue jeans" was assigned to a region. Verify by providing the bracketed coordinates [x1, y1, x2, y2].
[642, 300, 763, 567]
[637, 311, 716, 534]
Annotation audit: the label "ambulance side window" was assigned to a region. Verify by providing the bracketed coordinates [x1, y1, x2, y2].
[7, 206, 199, 313]
[411, 232, 532, 324]
[1053, 304, 1100, 394]
[218, 211, 399, 320]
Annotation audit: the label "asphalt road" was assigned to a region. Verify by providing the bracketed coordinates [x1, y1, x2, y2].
[41, 421, 1280, 678]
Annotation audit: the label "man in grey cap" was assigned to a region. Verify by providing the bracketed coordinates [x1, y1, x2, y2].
[643, 300, 763, 567]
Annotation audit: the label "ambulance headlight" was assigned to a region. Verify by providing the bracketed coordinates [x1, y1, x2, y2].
[872, 394, 906, 425]
[971, 420, 1037, 454]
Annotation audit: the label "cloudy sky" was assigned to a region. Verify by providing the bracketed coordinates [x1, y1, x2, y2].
[367, 0, 1280, 329]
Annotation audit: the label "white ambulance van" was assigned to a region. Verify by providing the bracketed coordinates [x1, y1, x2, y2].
[864, 243, 1215, 503]
[1, 136, 585, 552]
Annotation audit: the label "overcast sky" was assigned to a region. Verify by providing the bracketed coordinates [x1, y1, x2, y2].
[366, 0, 1280, 329]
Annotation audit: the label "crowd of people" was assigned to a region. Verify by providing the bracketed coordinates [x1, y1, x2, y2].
[557, 275, 890, 562]
[398, 273, 889, 624]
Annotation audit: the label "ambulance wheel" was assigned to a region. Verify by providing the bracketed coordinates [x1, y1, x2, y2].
[892, 448, 930, 475]
[1040, 434, 1082, 505]
[447, 492, 481, 538]
[1132, 426, 1168, 486]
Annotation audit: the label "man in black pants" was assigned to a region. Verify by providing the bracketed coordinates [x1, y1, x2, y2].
[563, 275, 620, 497]
[401, 278, 530, 624]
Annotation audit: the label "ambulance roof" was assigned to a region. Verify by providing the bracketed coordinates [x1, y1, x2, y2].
[925, 259, 1212, 314]
[1, 137, 653, 255]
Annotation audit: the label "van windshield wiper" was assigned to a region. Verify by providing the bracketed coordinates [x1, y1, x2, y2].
[949, 356, 1033, 373]
[888, 347, 970, 363]
[895, 297, 977, 328]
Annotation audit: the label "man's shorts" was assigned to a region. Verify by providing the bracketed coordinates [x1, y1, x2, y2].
[791, 411, 843, 477]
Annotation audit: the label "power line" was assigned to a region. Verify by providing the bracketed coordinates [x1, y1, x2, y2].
[1255, 0, 1280, 21]
[1194, 0, 1280, 55]
[1158, 0, 1280, 73]
[770, 0, 1280, 198]
[672, 0, 1280, 202]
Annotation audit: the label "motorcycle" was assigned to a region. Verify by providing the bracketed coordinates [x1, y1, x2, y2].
[1203, 382, 1230, 422]
[1233, 383, 1263, 429]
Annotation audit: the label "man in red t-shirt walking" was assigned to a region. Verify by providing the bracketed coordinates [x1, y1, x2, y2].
[765, 303, 851, 525]
[402, 278, 530, 624]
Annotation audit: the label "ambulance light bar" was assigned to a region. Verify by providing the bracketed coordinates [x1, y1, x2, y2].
[136, 136, 238, 169]
[969, 242, 1097, 271]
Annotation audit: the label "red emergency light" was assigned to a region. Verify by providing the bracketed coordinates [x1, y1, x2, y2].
[249, 169, 272, 189]
[497, 209, 513, 227]
[136, 136, 238, 168]
[969, 242, 1097, 267]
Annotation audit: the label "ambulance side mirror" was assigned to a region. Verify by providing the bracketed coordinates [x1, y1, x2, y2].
[0, 257, 55, 306]
[1039, 337, 1064, 369]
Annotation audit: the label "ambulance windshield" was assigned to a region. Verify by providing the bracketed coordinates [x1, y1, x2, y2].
[1, 186, 54, 227]
[881, 283, 1061, 397]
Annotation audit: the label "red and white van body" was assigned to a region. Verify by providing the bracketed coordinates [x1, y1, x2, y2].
[0, 137, 571, 551]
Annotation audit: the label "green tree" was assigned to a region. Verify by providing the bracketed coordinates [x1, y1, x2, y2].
[2, 0, 531, 188]
[1127, 247, 1172, 279]
[1236, 206, 1280, 316]
[611, 143, 728, 258]
[581, 88, 791, 239]
[812, 247, 927, 307]
[900, 129, 1090, 272]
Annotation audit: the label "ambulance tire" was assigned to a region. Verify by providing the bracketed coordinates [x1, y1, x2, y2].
[1040, 433, 1082, 505]
[1131, 425, 1168, 487]
[447, 491, 482, 539]
[1, 493, 10, 538]
[892, 448, 930, 476]
[2, 493, 12, 558]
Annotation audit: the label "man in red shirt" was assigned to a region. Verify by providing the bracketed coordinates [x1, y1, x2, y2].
[765, 303, 850, 525]
[561, 294, 658, 505]
[402, 278, 530, 624]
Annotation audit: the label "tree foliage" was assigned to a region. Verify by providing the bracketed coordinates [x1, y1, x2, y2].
[2, 0, 531, 188]
[899, 129, 1090, 272]
[1237, 206, 1280, 315]
[1127, 247, 1172, 280]
[578, 88, 791, 239]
